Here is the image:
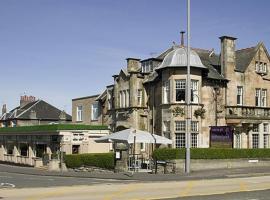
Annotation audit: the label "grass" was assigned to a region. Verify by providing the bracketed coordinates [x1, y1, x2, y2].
[0, 124, 108, 133]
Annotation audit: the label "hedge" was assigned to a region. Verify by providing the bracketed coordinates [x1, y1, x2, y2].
[64, 153, 114, 169]
[152, 148, 270, 160]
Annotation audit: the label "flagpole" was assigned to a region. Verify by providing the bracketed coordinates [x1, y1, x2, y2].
[185, 0, 191, 174]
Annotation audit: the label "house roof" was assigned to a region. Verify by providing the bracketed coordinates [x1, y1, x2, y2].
[1, 100, 71, 121]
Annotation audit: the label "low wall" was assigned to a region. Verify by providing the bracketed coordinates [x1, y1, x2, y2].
[174, 159, 270, 172]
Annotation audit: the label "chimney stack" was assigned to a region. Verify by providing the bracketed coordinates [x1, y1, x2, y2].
[20, 95, 36, 108]
[219, 36, 237, 78]
[2, 104, 7, 115]
[126, 58, 141, 73]
[180, 31, 185, 46]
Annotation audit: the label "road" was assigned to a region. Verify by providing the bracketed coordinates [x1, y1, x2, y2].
[1, 174, 270, 200]
[161, 189, 270, 200]
[0, 172, 131, 188]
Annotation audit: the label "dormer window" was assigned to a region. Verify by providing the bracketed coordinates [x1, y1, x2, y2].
[255, 61, 267, 75]
[141, 60, 153, 73]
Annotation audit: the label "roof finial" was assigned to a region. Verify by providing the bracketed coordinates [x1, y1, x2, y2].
[180, 31, 185, 46]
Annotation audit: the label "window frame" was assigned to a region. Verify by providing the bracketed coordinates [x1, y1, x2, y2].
[76, 106, 83, 122]
[237, 86, 243, 105]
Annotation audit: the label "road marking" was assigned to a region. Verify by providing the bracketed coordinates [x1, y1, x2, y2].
[240, 181, 247, 191]
[179, 181, 195, 197]
[103, 184, 140, 200]
[25, 188, 68, 200]
[0, 182, 16, 188]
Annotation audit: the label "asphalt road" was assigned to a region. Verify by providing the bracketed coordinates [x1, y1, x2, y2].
[0, 172, 132, 188]
[1, 175, 270, 200]
[160, 189, 270, 200]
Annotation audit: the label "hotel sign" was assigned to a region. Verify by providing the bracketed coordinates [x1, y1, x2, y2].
[210, 126, 234, 148]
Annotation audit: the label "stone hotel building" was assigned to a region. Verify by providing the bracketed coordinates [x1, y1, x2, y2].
[72, 35, 270, 149]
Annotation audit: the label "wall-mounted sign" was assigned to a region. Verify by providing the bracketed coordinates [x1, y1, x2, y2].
[210, 126, 233, 148]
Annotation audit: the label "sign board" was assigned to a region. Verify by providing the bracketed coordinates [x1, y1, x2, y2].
[210, 126, 233, 148]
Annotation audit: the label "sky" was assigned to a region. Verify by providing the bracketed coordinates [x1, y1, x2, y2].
[1, 0, 270, 114]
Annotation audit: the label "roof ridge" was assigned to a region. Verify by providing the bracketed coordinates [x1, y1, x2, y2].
[16, 100, 41, 118]
[236, 46, 256, 52]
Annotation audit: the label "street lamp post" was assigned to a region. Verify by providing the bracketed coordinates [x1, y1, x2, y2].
[185, 0, 191, 174]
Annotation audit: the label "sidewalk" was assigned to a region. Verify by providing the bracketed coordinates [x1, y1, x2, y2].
[1, 163, 270, 182]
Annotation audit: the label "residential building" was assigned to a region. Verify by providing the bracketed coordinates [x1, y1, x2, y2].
[73, 35, 270, 149]
[0, 95, 72, 127]
[0, 124, 110, 166]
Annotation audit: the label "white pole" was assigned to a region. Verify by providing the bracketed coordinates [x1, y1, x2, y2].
[185, 0, 191, 174]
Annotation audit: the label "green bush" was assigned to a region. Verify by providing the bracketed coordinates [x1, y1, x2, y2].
[64, 153, 114, 169]
[152, 148, 270, 160]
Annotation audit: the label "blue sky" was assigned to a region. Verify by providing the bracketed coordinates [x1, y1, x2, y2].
[1, 0, 270, 114]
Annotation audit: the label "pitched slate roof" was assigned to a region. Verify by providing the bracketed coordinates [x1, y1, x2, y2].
[1, 100, 71, 121]
[235, 45, 258, 73]
[147, 46, 225, 82]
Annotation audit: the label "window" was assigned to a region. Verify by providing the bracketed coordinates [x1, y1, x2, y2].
[175, 121, 186, 132]
[191, 121, 199, 132]
[263, 63, 267, 73]
[163, 121, 170, 132]
[264, 134, 269, 148]
[252, 134, 259, 149]
[163, 81, 170, 103]
[191, 133, 198, 148]
[126, 89, 130, 107]
[107, 91, 112, 110]
[235, 133, 241, 149]
[137, 89, 142, 106]
[191, 80, 199, 103]
[119, 91, 122, 108]
[237, 86, 243, 105]
[256, 62, 268, 74]
[255, 89, 267, 107]
[255, 89, 260, 106]
[175, 133, 185, 148]
[255, 61, 259, 71]
[91, 102, 99, 121]
[253, 124, 259, 132]
[175, 80, 186, 102]
[262, 89, 267, 107]
[264, 123, 268, 133]
[76, 106, 83, 121]
[19, 143, 28, 157]
[140, 143, 145, 151]
[122, 91, 126, 107]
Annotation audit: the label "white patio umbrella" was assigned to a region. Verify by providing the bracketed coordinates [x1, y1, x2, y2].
[95, 128, 172, 144]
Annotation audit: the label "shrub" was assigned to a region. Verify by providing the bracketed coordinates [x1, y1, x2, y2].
[64, 153, 114, 169]
[152, 148, 270, 160]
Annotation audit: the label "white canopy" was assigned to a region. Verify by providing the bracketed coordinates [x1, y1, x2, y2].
[95, 128, 172, 144]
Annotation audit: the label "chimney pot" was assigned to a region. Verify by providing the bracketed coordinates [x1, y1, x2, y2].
[180, 31, 185, 46]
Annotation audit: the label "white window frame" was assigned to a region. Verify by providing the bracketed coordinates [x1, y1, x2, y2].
[123, 91, 126, 108]
[119, 91, 122, 108]
[237, 86, 243, 105]
[91, 102, 99, 121]
[262, 89, 267, 107]
[163, 81, 170, 104]
[175, 79, 186, 102]
[234, 133, 241, 149]
[76, 106, 83, 122]
[163, 121, 170, 132]
[191, 80, 199, 103]
[126, 89, 130, 107]
[252, 134, 259, 149]
[191, 133, 198, 148]
[255, 89, 261, 107]
[175, 133, 186, 148]
[137, 89, 142, 106]
[264, 134, 269, 148]
[175, 121, 186, 132]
